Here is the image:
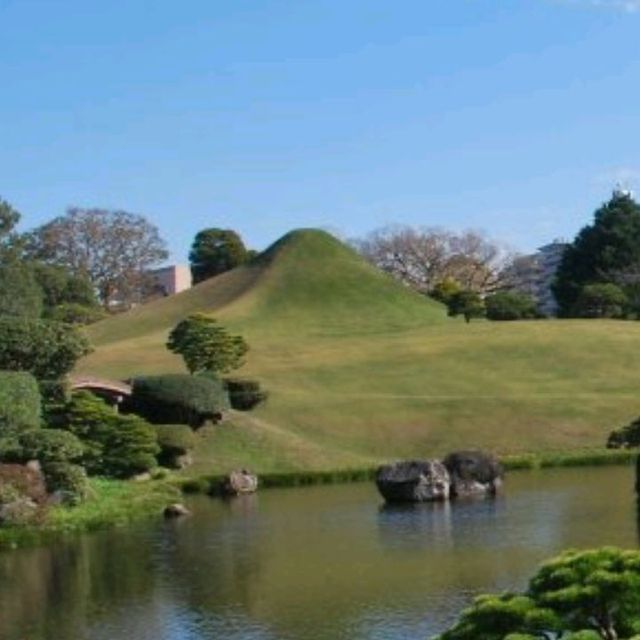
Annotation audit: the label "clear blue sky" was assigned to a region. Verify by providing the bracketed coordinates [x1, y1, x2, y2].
[2, 0, 640, 262]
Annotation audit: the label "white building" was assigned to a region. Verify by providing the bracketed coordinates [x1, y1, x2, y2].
[150, 265, 192, 296]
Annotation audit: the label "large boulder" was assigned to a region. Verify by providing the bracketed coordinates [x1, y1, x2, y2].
[221, 469, 258, 496]
[443, 450, 503, 498]
[375, 460, 450, 503]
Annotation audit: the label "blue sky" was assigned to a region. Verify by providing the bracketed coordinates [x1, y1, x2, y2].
[2, 0, 640, 262]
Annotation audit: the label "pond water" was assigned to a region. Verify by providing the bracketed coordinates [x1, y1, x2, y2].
[1, 466, 638, 640]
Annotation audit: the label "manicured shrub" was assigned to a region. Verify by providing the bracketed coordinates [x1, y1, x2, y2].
[129, 374, 229, 427]
[153, 424, 195, 468]
[0, 371, 41, 433]
[56, 391, 160, 479]
[485, 291, 538, 321]
[17, 429, 84, 464]
[0, 317, 92, 381]
[42, 462, 89, 505]
[224, 378, 268, 411]
[607, 417, 640, 449]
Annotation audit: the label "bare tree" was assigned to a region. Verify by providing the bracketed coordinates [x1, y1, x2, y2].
[355, 225, 508, 294]
[26, 208, 168, 308]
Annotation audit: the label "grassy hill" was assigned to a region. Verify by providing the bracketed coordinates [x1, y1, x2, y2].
[78, 229, 640, 473]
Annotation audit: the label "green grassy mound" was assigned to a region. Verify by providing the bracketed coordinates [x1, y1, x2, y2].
[78, 229, 640, 473]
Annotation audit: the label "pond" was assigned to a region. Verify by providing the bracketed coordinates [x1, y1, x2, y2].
[1, 465, 638, 640]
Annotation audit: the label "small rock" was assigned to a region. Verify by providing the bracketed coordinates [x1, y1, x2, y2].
[221, 469, 258, 496]
[164, 503, 191, 518]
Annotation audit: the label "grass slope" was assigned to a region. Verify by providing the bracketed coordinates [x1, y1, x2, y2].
[79, 229, 640, 472]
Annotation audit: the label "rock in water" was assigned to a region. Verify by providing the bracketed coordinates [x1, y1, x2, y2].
[443, 450, 503, 498]
[222, 469, 258, 496]
[375, 460, 450, 503]
[164, 503, 191, 518]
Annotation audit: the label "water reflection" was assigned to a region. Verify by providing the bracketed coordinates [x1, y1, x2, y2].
[0, 466, 637, 640]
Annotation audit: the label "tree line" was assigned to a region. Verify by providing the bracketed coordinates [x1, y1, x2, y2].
[4, 189, 640, 324]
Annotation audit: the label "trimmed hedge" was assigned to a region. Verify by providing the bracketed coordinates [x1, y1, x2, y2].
[129, 374, 229, 427]
[153, 424, 195, 468]
[0, 371, 41, 432]
[18, 429, 84, 464]
[0, 316, 92, 381]
[224, 378, 268, 411]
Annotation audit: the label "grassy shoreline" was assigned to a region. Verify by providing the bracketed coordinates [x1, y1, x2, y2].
[180, 447, 638, 494]
[0, 477, 179, 550]
[1, 448, 635, 550]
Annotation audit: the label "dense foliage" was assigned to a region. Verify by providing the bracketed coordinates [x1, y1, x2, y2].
[153, 424, 195, 467]
[167, 314, 248, 375]
[573, 283, 627, 319]
[446, 290, 486, 323]
[41, 462, 89, 505]
[0, 317, 92, 381]
[130, 374, 229, 427]
[15, 429, 84, 464]
[224, 378, 268, 411]
[189, 228, 251, 283]
[485, 291, 538, 321]
[553, 193, 640, 317]
[0, 261, 43, 318]
[439, 547, 640, 640]
[54, 391, 159, 478]
[0, 371, 41, 432]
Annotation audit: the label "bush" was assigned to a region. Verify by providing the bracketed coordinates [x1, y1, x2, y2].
[224, 378, 268, 411]
[17, 429, 84, 464]
[57, 391, 160, 478]
[607, 417, 640, 449]
[47, 303, 107, 326]
[0, 317, 92, 381]
[153, 424, 195, 468]
[42, 462, 89, 505]
[485, 291, 538, 321]
[574, 283, 628, 318]
[0, 371, 41, 433]
[129, 374, 229, 427]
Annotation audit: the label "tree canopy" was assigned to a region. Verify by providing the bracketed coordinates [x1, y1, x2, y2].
[25, 207, 168, 308]
[553, 192, 640, 316]
[167, 314, 248, 375]
[189, 228, 250, 284]
[446, 289, 486, 323]
[356, 226, 507, 295]
[0, 316, 92, 381]
[439, 547, 640, 640]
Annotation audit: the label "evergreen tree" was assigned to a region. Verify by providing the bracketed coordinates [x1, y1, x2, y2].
[553, 192, 640, 316]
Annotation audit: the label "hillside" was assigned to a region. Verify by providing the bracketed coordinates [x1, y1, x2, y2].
[78, 229, 640, 472]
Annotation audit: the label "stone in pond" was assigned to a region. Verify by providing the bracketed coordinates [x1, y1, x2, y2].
[375, 460, 450, 503]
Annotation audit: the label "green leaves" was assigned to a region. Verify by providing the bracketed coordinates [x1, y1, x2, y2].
[439, 547, 640, 640]
[189, 228, 250, 283]
[0, 316, 92, 381]
[166, 314, 248, 375]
